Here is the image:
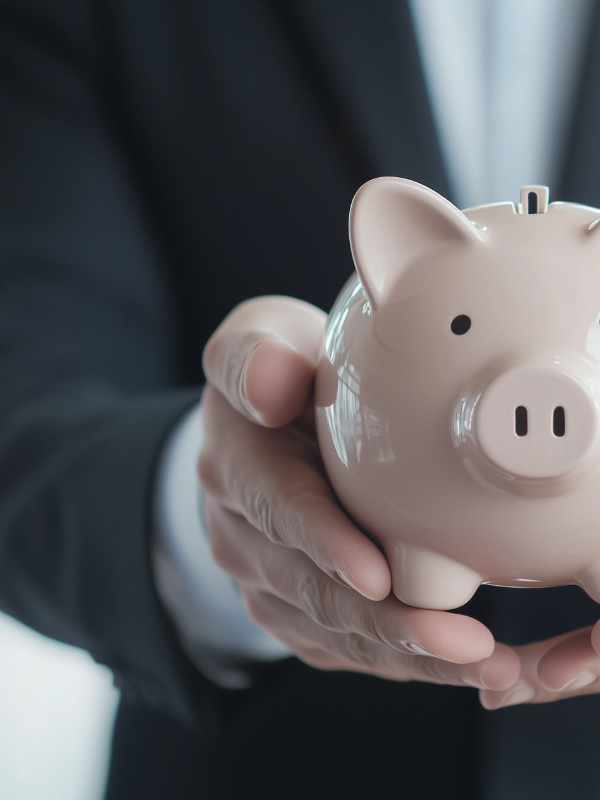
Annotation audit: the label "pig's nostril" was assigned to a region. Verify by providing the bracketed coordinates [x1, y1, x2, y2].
[515, 406, 528, 437]
[553, 406, 566, 437]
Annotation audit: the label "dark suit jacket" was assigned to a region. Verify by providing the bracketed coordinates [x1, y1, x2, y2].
[2, 1, 600, 797]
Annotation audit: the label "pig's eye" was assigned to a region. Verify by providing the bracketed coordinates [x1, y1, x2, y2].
[451, 315, 471, 335]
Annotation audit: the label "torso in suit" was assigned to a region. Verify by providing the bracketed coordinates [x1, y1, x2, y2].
[1, 1, 600, 797]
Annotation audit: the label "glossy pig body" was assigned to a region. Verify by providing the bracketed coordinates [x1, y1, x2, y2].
[315, 177, 600, 609]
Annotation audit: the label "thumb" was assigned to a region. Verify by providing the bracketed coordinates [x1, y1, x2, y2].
[202, 296, 326, 427]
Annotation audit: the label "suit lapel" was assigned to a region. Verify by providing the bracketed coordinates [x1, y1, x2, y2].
[280, 0, 451, 199]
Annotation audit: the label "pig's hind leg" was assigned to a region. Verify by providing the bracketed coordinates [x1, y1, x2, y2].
[393, 544, 482, 610]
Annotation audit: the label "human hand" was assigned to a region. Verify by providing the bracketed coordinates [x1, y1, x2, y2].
[199, 296, 520, 690]
[481, 623, 600, 709]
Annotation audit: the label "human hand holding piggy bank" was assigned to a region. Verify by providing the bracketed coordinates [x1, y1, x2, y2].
[316, 177, 600, 611]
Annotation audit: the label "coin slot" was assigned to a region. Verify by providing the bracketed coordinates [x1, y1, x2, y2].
[515, 406, 528, 436]
[527, 191, 538, 214]
[553, 406, 565, 437]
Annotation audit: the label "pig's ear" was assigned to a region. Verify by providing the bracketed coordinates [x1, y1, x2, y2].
[349, 177, 484, 311]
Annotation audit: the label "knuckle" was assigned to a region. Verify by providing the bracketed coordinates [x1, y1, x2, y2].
[298, 648, 340, 672]
[295, 571, 337, 630]
[197, 447, 219, 495]
[282, 486, 320, 552]
[203, 503, 242, 578]
[248, 478, 320, 553]
[241, 591, 271, 630]
[409, 656, 447, 684]
[342, 633, 378, 669]
[354, 607, 386, 645]
[206, 527, 233, 573]
[246, 482, 284, 544]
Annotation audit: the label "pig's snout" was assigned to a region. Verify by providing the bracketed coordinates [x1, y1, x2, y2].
[474, 365, 599, 479]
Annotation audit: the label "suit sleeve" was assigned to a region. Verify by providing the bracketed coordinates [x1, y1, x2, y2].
[0, 1, 221, 729]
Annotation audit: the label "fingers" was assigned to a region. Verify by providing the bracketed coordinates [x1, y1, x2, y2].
[199, 297, 518, 691]
[537, 628, 599, 691]
[242, 590, 519, 690]
[202, 296, 326, 427]
[480, 627, 600, 710]
[205, 497, 497, 664]
[200, 386, 392, 600]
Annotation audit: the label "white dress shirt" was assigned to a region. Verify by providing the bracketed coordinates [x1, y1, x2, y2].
[152, 0, 594, 685]
[410, 0, 594, 209]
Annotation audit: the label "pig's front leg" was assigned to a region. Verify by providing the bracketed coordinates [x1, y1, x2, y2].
[393, 544, 482, 610]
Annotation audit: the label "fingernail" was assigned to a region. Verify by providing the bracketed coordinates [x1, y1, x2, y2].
[401, 641, 453, 661]
[334, 571, 369, 597]
[334, 571, 382, 602]
[553, 671, 596, 692]
[496, 682, 535, 708]
[464, 670, 505, 691]
[240, 349, 268, 424]
[403, 642, 435, 657]
[239, 386, 267, 425]
[483, 680, 534, 709]
[334, 571, 355, 590]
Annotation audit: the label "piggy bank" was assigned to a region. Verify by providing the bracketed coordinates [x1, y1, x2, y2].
[315, 176, 600, 610]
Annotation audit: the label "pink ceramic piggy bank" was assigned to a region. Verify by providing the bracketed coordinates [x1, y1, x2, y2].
[315, 176, 600, 610]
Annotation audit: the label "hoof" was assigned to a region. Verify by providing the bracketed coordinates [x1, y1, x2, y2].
[393, 544, 482, 610]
